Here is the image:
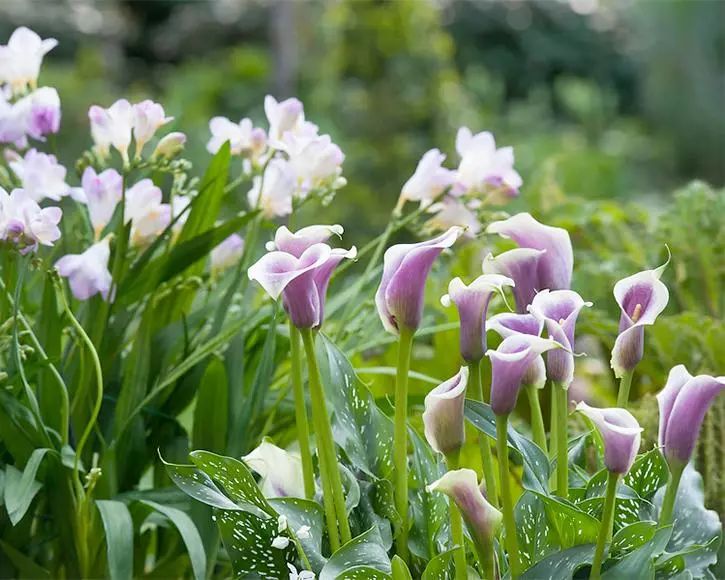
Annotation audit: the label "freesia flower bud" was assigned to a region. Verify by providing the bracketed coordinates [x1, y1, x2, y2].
[375, 226, 463, 335]
[657, 365, 725, 465]
[243, 440, 306, 499]
[487, 334, 560, 415]
[528, 289, 591, 387]
[55, 238, 113, 301]
[153, 132, 186, 160]
[211, 234, 244, 273]
[88, 99, 134, 163]
[265, 224, 343, 257]
[423, 366, 469, 455]
[487, 212, 573, 292]
[576, 402, 642, 474]
[0, 27, 57, 94]
[441, 274, 514, 362]
[611, 261, 669, 378]
[132, 99, 172, 154]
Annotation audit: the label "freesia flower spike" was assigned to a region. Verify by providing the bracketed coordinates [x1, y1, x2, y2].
[422, 366, 469, 455]
[576, 402, 642, 474]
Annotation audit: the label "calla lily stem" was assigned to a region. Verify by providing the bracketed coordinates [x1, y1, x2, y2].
[616, 370, 634, 408]
[554, 382, 569, 498]
[658, 461, 684, 526]
[299, 328, 351, 548]
[393, 325, 415, 563]
[525, 384, 547, 455]
[289, 323, 315, 500]
[469, 359, 499, 506]
[495, 414, 521, 578]
[445, 450, 468, 580]
[590, 471, 619, 579]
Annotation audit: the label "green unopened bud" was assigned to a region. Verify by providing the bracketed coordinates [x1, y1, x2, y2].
[153, 132, 186, 160]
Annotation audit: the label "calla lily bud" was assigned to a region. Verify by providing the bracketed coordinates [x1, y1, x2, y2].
[265, 224, 344, 257]
[441, 274, 514, 362]
[488, 313, 547, 388]
[427, 469, 503, 557]
[423, 366, 469, 455]
[487, 334, 560, 415]
[243, 440, 306, 498]
[375, 226, 463, 335]
[482, 248, 545, 313]
[657, 365, 725, 465]
[487, 212, 573, 292]
[576, 402, 642, 474]
[611, 261, 669, 378]
[248, 242, 355, 329]
[528, 289, 591, 387]
[153, 132, 186, 160]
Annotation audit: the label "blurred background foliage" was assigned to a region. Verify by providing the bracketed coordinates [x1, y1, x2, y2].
[1, 0, 723, 517]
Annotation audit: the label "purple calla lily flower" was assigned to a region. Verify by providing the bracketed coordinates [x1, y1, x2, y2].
[248, 242, 355, 328]
[576, 402, 642, 474]
[488, 313, 546, 388]
[611, 262, 669, 378]
[528, 289, 591, 387]
[422, 366, 469, 455]
[427, 468, 502, 562]
[657, 365, 725, 465]
[487, 212, 573, 292]
[440, 274, 514, 362]
[482, 248, 546, 313]
[375, 226, 463, 335]
[487, 334, 560, 415]
[265, 224, 344, 257]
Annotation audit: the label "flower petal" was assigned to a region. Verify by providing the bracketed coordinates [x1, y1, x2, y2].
[423, 366, 469, 455]
[576, 402, 642, 474]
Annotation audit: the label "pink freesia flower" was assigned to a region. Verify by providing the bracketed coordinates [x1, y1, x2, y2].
[79, 167, 123, 237]
[0, 187, 62, 253]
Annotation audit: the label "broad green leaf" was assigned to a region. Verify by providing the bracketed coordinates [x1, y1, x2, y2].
[611, 521, 657, 557]
[355, 479, 396, 552]
[4, 448, 50, 525]
[534, 493, 600, 549]
[96, 500, 134, 580]
[270, 497, 326, 572]
[335, 567, 391, 580]
[421, 548, 457, 579]
[215, 509, 291, 578]
[341, 463, 361, 514]
[655, 536, 721, 578]
[192, 357, 228, 452]
[516, 492, 556, 568]
[0, 539, 50, 579]
[319, 527, 391, 580]
[391, 555, 413, 580]
[161, 456, 244, 512]
[0, 390, 47, 461]
[189, 450, 275, 517]
[140, 500, 206, 580]
[624, 449, 669, 500]
[601, 525, 672, 578]
[520, 543, 595, 579]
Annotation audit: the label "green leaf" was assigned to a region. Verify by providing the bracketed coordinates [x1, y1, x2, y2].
[335, 567, 391, 579]
[519, 544, 595, 579]
[391, 555, 413, 580]
[319, 527, 391, 580]
[96, 500, 134, 580]
[516, 492, 557, 569]
[192, 357, 228, 452]
[421, 548, 457, 580]
[269, 497, 326, 572]
[601, 525, 672, 578]
[0, 390, 47, 461]
[161, 456, 243, 512]
[189, 450, 274, 517]
[611, 521, 657, 558]
[0, 539, 50, 579]
[356, 479, 396, 552]
[533, 493, 601, 549]
[139, 500, 207, 580]
[623, 449, 669, 500]
[4, 448, 50, 525]
[215, 509, 292, 578]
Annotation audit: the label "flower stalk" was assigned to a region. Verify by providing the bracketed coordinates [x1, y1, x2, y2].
[495, 414, 521, 578]
[289, 323, 315, 499]
[616, 370, 634, 408]
[445, 450, 468, 580]
[554, 382, 569, 498]
[469, 359, 498, 506]
[590, 472, 619, 579]
[525, 384, 547, 454]
[393, 325, 415, 563]
[658, 460, 684, 526]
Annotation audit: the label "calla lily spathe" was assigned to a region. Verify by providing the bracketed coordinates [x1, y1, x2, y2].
[487, 212, 573, 292]
[487, 334, 560, 415]
[55, 238, 113, 301]
[611, 262, 669, 378]
[248, 242, 355, 329]
[482, 248, 546, 313]
[422, 366, 469, 455]
[488, 313, 546, 389]
[375, 226, 463, 335]
[656, 365, 725, 465]
[243, 440, 306, 499]
[440, 274, 514, 362]
[576, 402, 642, 474]
[265, 224, 344, 257]
[529, 289, 591, 387]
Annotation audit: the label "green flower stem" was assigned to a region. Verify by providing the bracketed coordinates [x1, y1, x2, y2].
[469, 359, 499, 506]
[393, 325, 415, 563]
[445, 450, 468, 580]
[289, 323, 316, 500]
[616, 370, 634, 408]
[299, 328, 351, 546]
[525, 384, 547, 455]
[317, 450, 340, 552]
[590, 471, 619, 579]
[554, 382, 569, 498]
[658, 461, 685, 527]
[495, 414, 521, 578]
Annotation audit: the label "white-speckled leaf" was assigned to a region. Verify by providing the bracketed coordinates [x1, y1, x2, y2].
[269, 497, 326, 572]
[356, 479, 396, 551]
[161, 456, 244, 512]
[611, 521, 657, 557]
[516, 492, 556, 568]
[624, 449, 669, 500]
[335, 567, 392, 580]
[519, 544, 595, 579]
[319, 526, 391, 580]
[534, 493, 600, 548]
[420, 548, 457, 579]
[601, 525, 672, 579]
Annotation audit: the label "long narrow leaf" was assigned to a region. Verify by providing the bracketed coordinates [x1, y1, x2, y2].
[96, 500, 134, 580]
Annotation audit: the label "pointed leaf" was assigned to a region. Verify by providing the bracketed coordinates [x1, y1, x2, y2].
[96, 500, 134, 580]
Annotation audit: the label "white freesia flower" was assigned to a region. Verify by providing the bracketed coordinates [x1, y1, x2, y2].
[88, 99, 134, 163]
[0, 90, 29, 146]
[265, 95, 317, 142]
[55, 238, 113, 301]
[0, 27, 57, 94]
[455, 127, 522, 199]
[288, 563, 315, 580]
[7, 149, 76, 202]
[242, 440, 305, 498]
[247, 158, 296, 218]
[400, 148, 455, 208]
[282, 133, 345, 196]
[18, 86, 61, 140]
[80, 167, 123, 237]
[426, 197, 481, 236]
[211, 234, 244, 273]
[124, 179, 171, 246]
[207, 117, 267, 159]
[0, 187, 62, 253]
[296, 525, 311, 540]
[133, 100, 173, 154]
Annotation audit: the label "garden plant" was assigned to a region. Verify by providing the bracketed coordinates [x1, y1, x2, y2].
[0, 26, 723, 580]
